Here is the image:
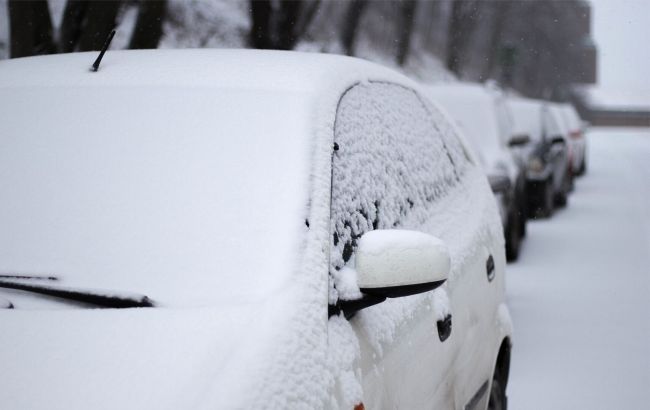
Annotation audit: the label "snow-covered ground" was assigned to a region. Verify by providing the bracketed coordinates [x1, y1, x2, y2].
[507, 127, 650, 409]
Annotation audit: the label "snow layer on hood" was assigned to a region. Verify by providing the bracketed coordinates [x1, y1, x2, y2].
[0, 84, 312, 308]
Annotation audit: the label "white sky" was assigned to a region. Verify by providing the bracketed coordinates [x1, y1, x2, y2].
[591, 0, 650, 95]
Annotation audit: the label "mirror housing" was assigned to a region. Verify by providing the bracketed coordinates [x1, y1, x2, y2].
[355, 230, 449, 298]
[508, 133, 531, 147]
[331, 230, 450, 318]
[550, 135, 566, 145]
[488, 174, 511, 194]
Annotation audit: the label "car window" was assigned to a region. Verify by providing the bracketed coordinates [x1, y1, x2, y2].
[330, 82, 470, 288]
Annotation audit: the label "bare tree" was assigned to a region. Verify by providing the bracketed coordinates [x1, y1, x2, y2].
[396, 0, 417, 66]
[8, 0, 56, 58]
[249, 0, 319, 50]
[129, 0, 168, 49]
[340, 0, 368, 56]
[481, 0, 513, 80]
[445, 0, 480, 76]
[250, 0, 273, 49]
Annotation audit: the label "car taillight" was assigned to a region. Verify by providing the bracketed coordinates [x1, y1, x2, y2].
[570, 130, 582, 139]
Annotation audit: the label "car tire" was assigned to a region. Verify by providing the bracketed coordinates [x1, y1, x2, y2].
[488, 373, 508, 410]
[577, 158, 587, 176]
[505, 213, 521, 262]
[537, 179, 554, 218]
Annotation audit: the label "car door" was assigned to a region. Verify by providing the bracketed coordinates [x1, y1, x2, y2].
[329, 82, 501, 409]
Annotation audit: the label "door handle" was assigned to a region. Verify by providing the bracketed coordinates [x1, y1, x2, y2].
[437, 314, 452, 342]
[486, 254, 495, 282]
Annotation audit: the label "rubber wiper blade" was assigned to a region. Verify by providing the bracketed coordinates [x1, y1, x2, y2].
[0, 274, 58, 281]
[0, 280, 154, 309]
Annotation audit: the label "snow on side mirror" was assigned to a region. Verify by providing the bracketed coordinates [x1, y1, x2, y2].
[355, 230, 449, 298]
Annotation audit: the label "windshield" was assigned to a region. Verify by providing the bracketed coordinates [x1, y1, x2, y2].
[0, 86, 311, 307]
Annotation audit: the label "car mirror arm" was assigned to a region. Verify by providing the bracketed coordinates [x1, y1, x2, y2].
[328, 279, 447, 319]
[328, 294, 386, 319]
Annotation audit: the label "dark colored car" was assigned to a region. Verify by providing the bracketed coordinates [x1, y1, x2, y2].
[424, 83, 528, 261]
[508, 98, 572, 218]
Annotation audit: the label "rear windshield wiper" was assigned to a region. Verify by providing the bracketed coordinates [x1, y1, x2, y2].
[0, 279, 155, 309]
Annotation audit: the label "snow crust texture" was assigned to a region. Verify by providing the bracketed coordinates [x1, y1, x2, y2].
[330, 82, 469, 303]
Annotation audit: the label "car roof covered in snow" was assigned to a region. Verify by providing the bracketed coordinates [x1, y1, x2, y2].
[508, 97, 545, 141]
[422, 82, 509, 170]
[0, 48, 416, 93]
[0, 49, 424, 309]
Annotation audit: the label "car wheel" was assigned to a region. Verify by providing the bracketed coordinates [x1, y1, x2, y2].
[488, 374, 508, 410]
[577, 158, 587, 176]
[505, 214, 521, 262]
[538, 179, 554, 218]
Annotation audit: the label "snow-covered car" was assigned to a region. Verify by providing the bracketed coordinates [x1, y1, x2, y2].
[508, 97, 572, 217]
[423, 83, 527, 261]
[547, 103, 576, 197]
[559, 103, 588, 176]
[0, 50, 512, 410]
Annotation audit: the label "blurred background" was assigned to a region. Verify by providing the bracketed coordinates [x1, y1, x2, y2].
[1, 0, 648, 125]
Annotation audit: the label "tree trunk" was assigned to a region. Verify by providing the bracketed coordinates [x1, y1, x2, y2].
[129, 0, 168, 49]
[250, 0, 273, 49]
[77, 1, 122, 52]
[340, 0, 367, 56]
[481, 1, 512, 80]
[60, 0, 88, 52]
[8, 0, 56, 58]
[276, 0, 301, 50]
[396, 0, 417, 66]
[446, 0, 478, 76]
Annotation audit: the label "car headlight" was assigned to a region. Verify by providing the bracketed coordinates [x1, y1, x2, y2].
[528, 157, 544, 173]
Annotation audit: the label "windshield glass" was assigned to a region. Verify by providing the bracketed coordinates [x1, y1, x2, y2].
[0, 86, 311, 307]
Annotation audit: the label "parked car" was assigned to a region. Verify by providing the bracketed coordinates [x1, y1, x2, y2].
[559, 103, 588, 176]
[547, 103, 576, 196]
[0, 50, 512, 410]
[423, 83, 527, 261]
[508, 97, 572, 217]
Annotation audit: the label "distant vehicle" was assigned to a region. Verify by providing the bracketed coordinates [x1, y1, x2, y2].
[508, 98, 572, 217]
[559, 103, 588, 176]
[547, 103, 577, 196]
[423, 83, 527, 261]
[0, 50, 513, 410]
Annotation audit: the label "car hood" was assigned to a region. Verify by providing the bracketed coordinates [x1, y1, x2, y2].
[0, 299, 291, 410]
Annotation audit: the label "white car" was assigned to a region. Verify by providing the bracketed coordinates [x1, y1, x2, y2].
[423, 83, 527, 262]
[0, 50, 512, 410]
[559, 103, 588, 176]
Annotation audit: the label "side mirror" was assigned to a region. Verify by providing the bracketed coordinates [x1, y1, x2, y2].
[550, 135, 566, 145]
[333, 230, 450, 318]
[508, 134, 531, 147]
[488, 174, 511, 194]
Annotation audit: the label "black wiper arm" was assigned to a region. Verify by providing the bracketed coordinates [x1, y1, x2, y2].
[0, 280, 154, 308]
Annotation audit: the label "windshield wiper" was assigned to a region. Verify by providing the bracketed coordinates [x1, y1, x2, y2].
[0, 274, 58, 281]
[0, 279, 154, 308]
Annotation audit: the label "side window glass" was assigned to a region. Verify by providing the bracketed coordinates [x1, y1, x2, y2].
[330, 83, 468, 285]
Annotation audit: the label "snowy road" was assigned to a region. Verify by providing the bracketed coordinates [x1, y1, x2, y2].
[506, 127, 650, 409]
